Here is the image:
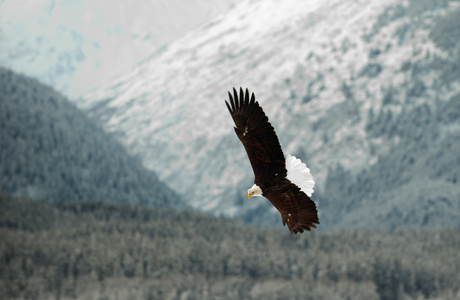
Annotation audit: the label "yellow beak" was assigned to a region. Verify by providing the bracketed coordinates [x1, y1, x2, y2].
[248, 193, 252, 199]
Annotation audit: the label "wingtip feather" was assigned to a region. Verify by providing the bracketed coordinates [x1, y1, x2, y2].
[244, 88, 249, 107]
[233, 88, 238, 109]
[225, 101, 232, 115]
[228, 92, 235, 112]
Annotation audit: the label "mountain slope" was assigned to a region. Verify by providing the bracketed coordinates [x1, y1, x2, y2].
[0, 67, 183, 208]
[80, 0, 460, 230]
[0, 0, 240, 98]
[323, 94, 460, 231]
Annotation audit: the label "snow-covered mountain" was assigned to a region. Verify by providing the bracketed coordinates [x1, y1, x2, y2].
[0, 0, 240, 98]
[80, 0, 460, 231]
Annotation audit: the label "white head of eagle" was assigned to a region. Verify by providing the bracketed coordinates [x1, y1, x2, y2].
[226, 88, 319, 234]
[247, 184, 263, 198]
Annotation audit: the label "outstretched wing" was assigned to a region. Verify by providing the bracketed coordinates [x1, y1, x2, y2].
[268, 182, 319, 234]
[225, 88, 286, 181]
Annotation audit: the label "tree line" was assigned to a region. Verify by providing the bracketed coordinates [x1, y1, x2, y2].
[1, 193, 459, 300]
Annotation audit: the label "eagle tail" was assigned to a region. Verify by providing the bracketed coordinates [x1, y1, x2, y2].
[286, 155, 315, 197]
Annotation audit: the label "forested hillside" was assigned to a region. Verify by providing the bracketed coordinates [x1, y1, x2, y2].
[1, 194, 459, 300]
[0, 67, 182, 208]
[322, 91, 460, 231]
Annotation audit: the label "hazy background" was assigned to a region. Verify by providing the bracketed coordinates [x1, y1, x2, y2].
[1, 0, 460, 299]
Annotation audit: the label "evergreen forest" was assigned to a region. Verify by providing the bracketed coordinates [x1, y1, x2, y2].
[2, 194, 460, 300]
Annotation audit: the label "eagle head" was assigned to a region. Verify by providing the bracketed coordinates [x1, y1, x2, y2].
[247, 184, 263, 198]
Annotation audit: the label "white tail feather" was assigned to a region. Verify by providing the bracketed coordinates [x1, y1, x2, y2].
[285, 155, 315, 197]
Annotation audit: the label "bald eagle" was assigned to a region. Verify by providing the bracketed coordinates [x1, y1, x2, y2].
[226, 88, 319, 234]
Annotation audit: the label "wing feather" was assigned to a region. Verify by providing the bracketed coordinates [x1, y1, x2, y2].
[225, 88, 286, 180]
[268, 182, 319, 234]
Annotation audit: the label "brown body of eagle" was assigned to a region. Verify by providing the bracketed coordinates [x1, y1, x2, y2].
[225, 88, 319, 234]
